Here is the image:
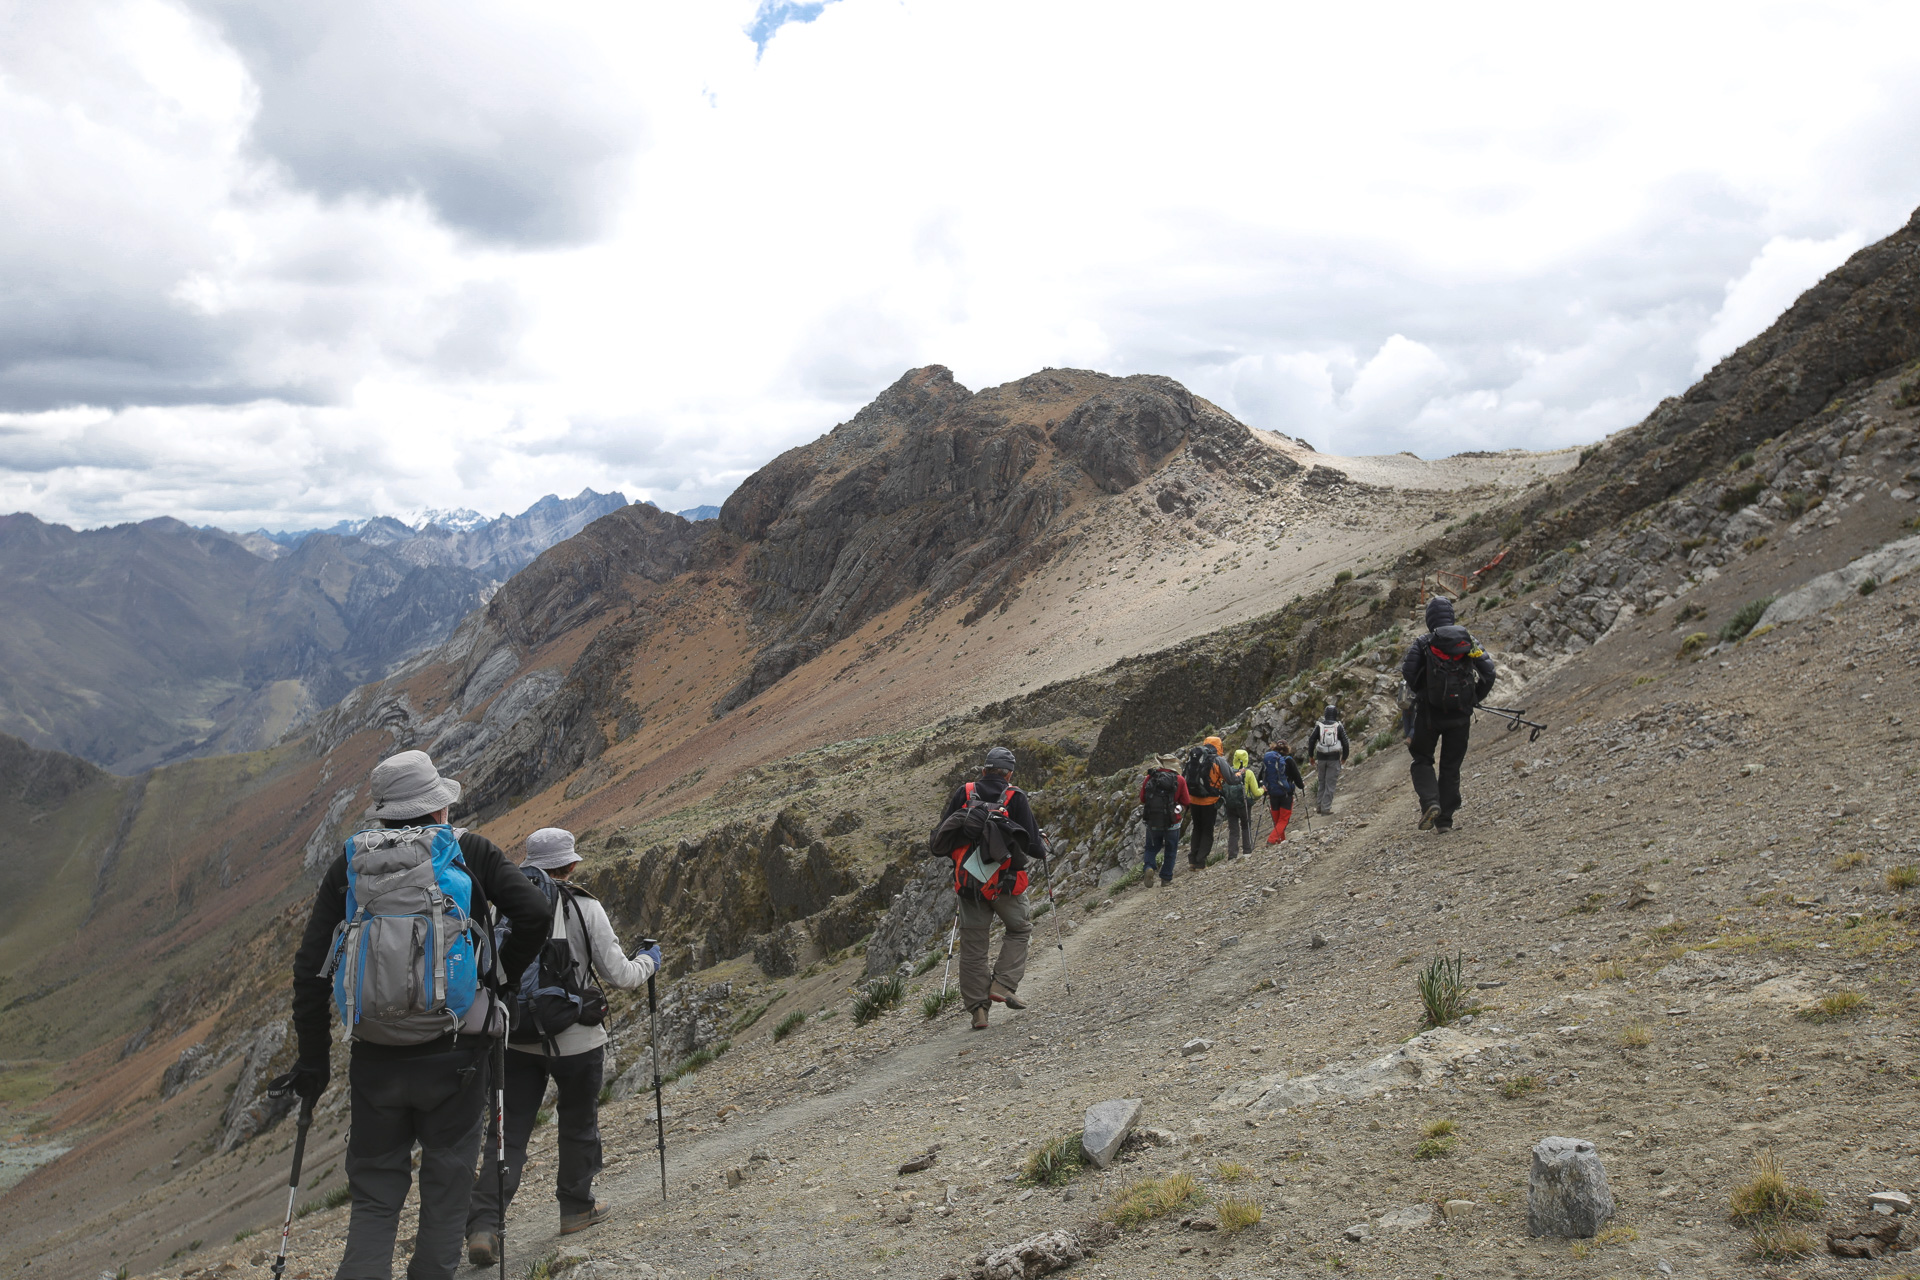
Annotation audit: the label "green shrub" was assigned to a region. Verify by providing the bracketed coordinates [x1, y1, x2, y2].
[1418, 952, 1474, 1028]
[851, 973, 905, 1025]
[1734, 451, 1755, 470]
[1858, 577, 1877, 597]
[1678, 631, 1711, 658]
[1021, 1133, 1086, 1186]
[772, 1011, 806, 1042]
[1719, 597, 1774, 643]
[1334, 569, 1354, 585]
[913, 951, 940, 976]
[921, 987, 959, 1019]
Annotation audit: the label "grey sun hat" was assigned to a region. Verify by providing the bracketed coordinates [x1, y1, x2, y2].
[364, 749, 462, 820]
[984, 746, 1017, 772]
[525, 828, 581, 872]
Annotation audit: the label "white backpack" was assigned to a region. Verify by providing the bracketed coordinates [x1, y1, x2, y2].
[1314, 720, 1342, 756]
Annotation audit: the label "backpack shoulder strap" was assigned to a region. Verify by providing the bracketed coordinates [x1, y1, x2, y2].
[557, 885, 599, 984]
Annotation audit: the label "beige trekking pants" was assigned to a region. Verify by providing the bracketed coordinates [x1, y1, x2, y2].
[957, 891, 1031, 1012]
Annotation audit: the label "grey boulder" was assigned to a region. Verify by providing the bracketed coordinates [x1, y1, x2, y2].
[1081, 1098, 1143, 1169]
[976, 1228, 1084, 1279]
[1528, 1136, 1614, 1238]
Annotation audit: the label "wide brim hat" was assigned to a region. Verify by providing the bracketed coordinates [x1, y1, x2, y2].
[364, 749, 462, 820]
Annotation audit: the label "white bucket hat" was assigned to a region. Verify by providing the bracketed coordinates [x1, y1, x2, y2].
[364, 750, 462, 820]
[525, 828, 581, 872]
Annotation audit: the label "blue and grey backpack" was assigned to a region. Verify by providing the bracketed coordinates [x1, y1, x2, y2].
[323, 825, 483, 1045]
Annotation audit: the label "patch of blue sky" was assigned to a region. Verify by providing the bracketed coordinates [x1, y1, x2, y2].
[746, 0, 843, 58]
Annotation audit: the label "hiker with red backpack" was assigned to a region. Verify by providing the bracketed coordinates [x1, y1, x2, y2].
[464, 828, 663, 1267]
[287, 750, 553, 1280]
[1181, 737, 1227, 870]
[1262, 739, 1306, 844]
[931, 747, 1046, 1031]
[1401, 596, 1497, 832]
[1137, 754, 1190, 885]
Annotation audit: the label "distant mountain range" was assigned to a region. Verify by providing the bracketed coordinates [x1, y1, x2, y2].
[676, 505, 720, 521]
[0, 489, 631, 771]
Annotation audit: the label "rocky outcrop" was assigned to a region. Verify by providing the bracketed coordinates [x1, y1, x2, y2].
[862, 860, 955, 978]
[217, 1022, 294, 1153]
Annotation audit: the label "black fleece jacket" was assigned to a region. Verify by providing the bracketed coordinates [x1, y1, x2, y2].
[291, 828, 553, 1066]
[933, 774, 1045, 860]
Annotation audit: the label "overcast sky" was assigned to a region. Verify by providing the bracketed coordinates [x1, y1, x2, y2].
[3, 0, 1918, 531]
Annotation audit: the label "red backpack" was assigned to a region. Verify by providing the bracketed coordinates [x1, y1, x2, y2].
[944, 781, 1029, 900]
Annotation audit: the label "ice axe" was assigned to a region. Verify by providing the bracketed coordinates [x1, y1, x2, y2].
[262, 1076, 315, 1280]
[642, 938, 668, 1202]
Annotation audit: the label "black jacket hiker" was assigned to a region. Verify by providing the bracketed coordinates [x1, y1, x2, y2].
[1400, 598, 1498, 830]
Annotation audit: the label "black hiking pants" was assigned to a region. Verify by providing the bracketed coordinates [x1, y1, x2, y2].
[1408, 712, 1472, 821]
[467, 1045, 606, 1234]
[338, 1042, 488, 1280]
[1187, 803, 1218, 868]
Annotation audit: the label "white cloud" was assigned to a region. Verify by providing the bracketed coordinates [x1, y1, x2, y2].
[1693, 232, 1869, 374]
[1, 0, 1919, 529]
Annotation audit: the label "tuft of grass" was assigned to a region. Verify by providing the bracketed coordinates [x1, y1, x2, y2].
[730, 1000, 774, 1035]
[664, 1039, 730, 1084]
[1214, 1160, 1250, 1183]
[1729, 1149, 1824, 1224]
[1745, 1223, 1816, 1260]
[1594, 960, 1626, 982]
[1832, 851, 1870, 871]
[1418, 952, 1473, 1028]
[535, 1107, 553, 1127]
[1103, 1173, 1202, 1228]
[913, 951, 941, 976]
[1334, 569, 1355, 585]
[233, 1228, 259, 1243]
[1734, 451, 1755, 470]
[1218, 1199, 1263, 1233]
[1887, 865, 1918, 894]
[921, 987, 960, 1019]
[1595, 1225, 1638, 1245]
[1500, 1076, 1539, 1099]
[1718, 481, 1765, 513]
[525, 1249, 562, 1280]
[1678, 631, 1711, 658]
[1413, 1118, 1457, 1159]
[1719, 597, 1775, 643]
[1021, 1134, 1086, 1187]
[1673, 601, 1706, 625]
[1619, 1022, 1652, 1048]
[772, 1011, 806, 1042]
[1799, 990, 1867, 1022]
[1112, 866, 1145, 892]
[297, 1184, 353, 1218]
[852, 973, 905, 1026]
[1422, 1118, 1456, 1138]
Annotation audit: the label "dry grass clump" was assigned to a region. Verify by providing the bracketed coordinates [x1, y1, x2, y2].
[1020, 1134, 1085, 1187]
[1413, 1118, 1457, 1159]
[1745, 1222, 1817, 1260]
[1729, 1149, 1824, 1225]
[1213, 1160, 1250, 1183]
[1619, 1022, 1652, 1048]
[1831, 851, 1870, 871]
[1799, 990, 1867, 1022]
[1103, 1173, 1202, 1228]
[1568, 1224, 1638, 1258]
[1217, 1199, 1263, 1233]
[1887, 865, 1919, 893]
[1594, 960, 1627, 982]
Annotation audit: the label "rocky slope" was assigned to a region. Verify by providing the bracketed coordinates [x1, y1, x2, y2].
[4, 207, 1919, 1279]
[0, 490, 630, 771]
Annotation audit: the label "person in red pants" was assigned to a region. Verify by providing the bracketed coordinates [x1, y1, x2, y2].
[1262, 739, 1305, 844]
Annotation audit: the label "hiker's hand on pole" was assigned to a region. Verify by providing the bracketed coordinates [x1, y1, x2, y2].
[272, 1061, 328, 1103]
[634, 940, 663, 971]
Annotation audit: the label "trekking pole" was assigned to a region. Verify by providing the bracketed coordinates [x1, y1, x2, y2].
[642, 939, 667, 1203]
[937, 915, 959, 999]
[492, 1032, 507, 1280]
[262, 1078, 314, 1280]
[1039, 836, 1071, 996]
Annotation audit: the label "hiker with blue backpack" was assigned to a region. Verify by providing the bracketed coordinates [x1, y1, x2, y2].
[1262, 740, 1305, 844]
[1401, 596, 1498, 832]
[464, 828, 662, 1267]
[288, 750, 553, 1280]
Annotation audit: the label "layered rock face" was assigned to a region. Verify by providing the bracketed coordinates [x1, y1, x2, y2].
[715, 365, 1286, 712]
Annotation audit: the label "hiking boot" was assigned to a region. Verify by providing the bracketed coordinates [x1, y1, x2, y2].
[1418, 804, 1441, 831]
[466, 1232, 498, 1267]
[971, 1005, 990, 1031]
[990, 982, 1026, 1010]
[559, 1204, 611, 1235]
[1434, 817, 1454, 833]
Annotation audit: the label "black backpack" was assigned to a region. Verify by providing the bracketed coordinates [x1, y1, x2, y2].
[1182, 745, 1220, 799]
[1142, 768, 1180, 828]
[1421, 625, 1480, 717]
[502, 870, 607, 1052]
